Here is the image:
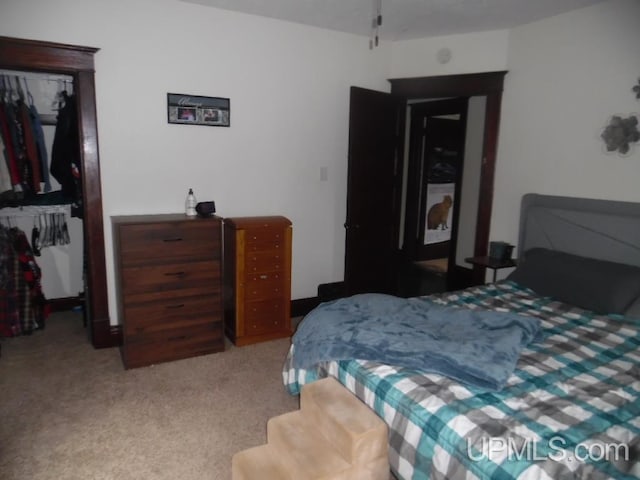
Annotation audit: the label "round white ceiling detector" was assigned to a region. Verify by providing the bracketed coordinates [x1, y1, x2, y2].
[437, 47, 452, 64]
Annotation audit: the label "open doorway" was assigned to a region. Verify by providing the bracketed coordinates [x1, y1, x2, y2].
[397, 96, 488, 296]
[344, 72, 507, 297]
[397, 98, 467, 296]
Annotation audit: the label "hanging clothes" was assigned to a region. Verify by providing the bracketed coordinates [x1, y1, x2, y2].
[50, 91, 83, 218]
[0, 74, 73, 208]
[0, 134, 12, 195]
[0, 224, 19, 337]
[17, 97, 42, 193]
[0, 94, 23, 198]
[6, 92, 33, 197]
[26, 90, 51, 193]
[0, 224, 48, 337]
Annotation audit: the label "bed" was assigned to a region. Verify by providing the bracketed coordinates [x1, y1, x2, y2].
[282, 194, 640, 480]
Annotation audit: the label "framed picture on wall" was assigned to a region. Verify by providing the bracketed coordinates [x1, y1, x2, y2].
[167, 93, 230, 127]
[424, 182, 455, 245]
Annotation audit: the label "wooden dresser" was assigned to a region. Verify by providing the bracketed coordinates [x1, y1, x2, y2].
[223, 216, 292, 346]
[112, 214, 224, 368]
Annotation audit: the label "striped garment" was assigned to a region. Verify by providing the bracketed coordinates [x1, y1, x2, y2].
[283, 281, 640, 480]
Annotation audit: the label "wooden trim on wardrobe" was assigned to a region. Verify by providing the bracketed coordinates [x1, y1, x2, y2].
[389, 71, 507, 286]
[0, 36, 114, 348]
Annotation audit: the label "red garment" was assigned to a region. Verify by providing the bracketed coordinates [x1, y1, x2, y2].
[0, 105, 21, 187]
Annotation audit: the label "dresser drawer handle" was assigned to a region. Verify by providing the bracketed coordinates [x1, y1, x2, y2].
[259, 274, 268, 279]
[163, 237, 183, 242]
[166, 303, 185, 309]
[168, 335, 187, 342]
[165, 271, 186, 277]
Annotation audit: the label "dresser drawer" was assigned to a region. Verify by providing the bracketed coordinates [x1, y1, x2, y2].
[118, 221, 220, 265]
[121, 260, 219, 297]
[245, 272, 285, 301]
[123, 322, 224, 368]
[245, 298, 285, 326]
[244, 250, 285, 273]
[123, 294, 220, 335]
[244, 227, 285, 245]
[245, 311, 287, 336]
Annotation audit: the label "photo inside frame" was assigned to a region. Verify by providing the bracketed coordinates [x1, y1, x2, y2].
[423, 182, 455, 245]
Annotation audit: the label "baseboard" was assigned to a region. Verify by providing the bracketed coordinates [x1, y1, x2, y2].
[109, 325, 123, 347]
[91, 317, 120, 349]
[48, 296, 84, 312]
[291, 297, 321, 317]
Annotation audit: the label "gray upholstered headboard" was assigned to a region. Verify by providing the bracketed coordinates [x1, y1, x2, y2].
[518, 193, 640, 268]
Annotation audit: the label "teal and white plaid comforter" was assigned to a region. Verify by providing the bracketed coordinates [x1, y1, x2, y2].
[283, 282, 640, 480]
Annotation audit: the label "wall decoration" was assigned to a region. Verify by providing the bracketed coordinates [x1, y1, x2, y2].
[600, 77, 640, 156]
[167, 93, 230, 127]
[423, 183, 455, 245]
[601, 115, 639, 156]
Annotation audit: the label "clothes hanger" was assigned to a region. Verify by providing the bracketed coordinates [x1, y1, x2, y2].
[31, 216, 41, 256]
[51, 79, 64, 110]
[23, 76, 35, 107]
[40, 213, 48, 247]
[0, 75, 6, 103]
[61, 214, 70, 244]
[14, 75, 25, 103]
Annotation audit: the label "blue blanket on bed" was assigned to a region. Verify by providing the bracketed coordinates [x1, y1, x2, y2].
[292, 294, 541, 391]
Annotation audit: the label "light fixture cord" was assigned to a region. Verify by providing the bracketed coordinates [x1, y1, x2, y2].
[370, 0, 383, 49]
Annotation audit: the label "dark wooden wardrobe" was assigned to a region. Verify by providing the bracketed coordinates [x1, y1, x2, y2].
[0, 36, 114, 348]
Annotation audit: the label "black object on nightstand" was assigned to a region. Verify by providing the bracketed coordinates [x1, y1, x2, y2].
[465, 256, 517, 283]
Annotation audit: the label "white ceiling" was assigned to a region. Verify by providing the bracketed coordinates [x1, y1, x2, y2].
[180, 0, 606, 42]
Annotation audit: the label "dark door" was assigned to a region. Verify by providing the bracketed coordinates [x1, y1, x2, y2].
[404, 99, 467, 270]
[344, 87, 403, 295]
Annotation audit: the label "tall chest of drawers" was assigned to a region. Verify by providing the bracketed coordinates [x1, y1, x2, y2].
[112, 214, 224, 368]
[223, 216, 292, 346]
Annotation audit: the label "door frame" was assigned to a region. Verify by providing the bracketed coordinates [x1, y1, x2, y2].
[390, 71, 507, 285]
[0, 36, 115, 347]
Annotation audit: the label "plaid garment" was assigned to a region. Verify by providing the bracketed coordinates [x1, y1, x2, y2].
[283, 282, 640, 480]
[0, 225, 46, 337]
[0, 225, 19, 337]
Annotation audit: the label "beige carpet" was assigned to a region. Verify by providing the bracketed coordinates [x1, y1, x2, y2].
[0, 311, 300, 480]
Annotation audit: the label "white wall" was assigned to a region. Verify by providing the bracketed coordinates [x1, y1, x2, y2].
[2, 0, 638, 321]
[390, 30, 509, 79]
[0, 0, 391, 324]
[491, 0, 640, 275]
[389, 1, 640, 280]
[456, 96, 485, 267]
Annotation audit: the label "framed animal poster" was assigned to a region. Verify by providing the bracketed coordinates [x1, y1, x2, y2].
[423, 183, 455, 245]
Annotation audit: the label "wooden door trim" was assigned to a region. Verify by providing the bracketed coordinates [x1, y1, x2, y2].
[390, 71, 507, 285]
[0, 36, 113, 347]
